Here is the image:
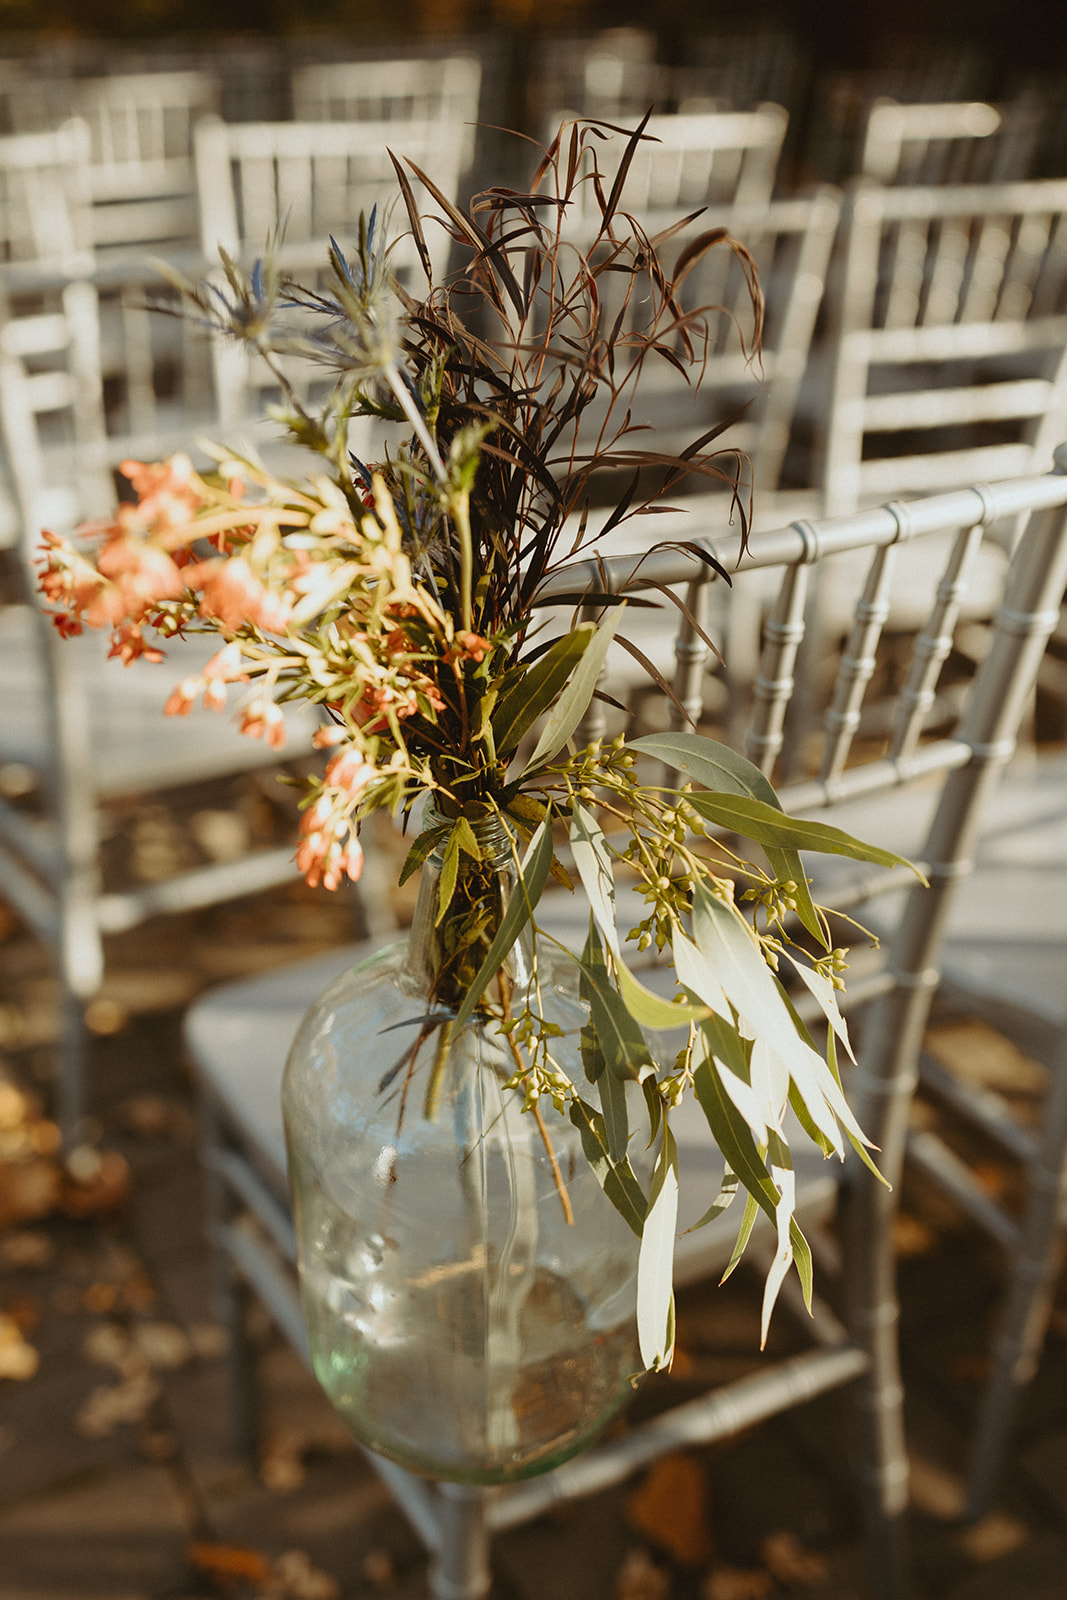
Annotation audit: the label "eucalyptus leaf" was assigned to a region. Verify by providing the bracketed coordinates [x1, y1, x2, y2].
[569, 1097, 648, 1236]
[521, 606, 624, 775]
[630, 731, 825, 943]
[779, 949, 855, 1063]
[637, 1121, 678, 1370]
[722, 1191, 760, 1283]
[685, 790, 923, 880]
[598, 1061, 630, 1163]
[570, 806, 707, 1029]
[692, 1051, 779, 1227]
[684, 886, 870, 1155]
[492, 625, 593, 757]
[616, 960, 710, 1030]
[399, 824, 448, 886]
[684, 1162, 739, 1232]
[570, 802, 620, 959]
[435, 826, 461, 926]
[578, 923, 656, 1083]
[760, 1161, 796, 1347]
[452, 819, 552, 1029]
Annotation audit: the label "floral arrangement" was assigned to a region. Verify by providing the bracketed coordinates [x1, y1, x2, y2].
[38, 121, 910, 1368]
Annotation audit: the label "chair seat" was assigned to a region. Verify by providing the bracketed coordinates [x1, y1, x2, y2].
[0, 605, 321, 794]
[809, 747, 1067, 1036]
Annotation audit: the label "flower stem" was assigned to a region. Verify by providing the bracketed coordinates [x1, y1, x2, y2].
[453, 491, 474, 635]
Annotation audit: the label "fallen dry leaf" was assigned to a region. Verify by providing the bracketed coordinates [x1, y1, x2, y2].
[361, 1547, 397, 1590]
[113, 1093, 194, 1139]
[0, 1311, 38, 1381]
[75, 1370, 160, 1437]
[626, 1452, 714, 1566]
[0, 1155, 62, 1227]
[760, 1530, 828, 1589]
[132, 1320, 193, 1369]
[269, 1550, 341, 1600]
[188, 1321, 230, 1361]
[0, 1228, 55, 1270]
[958, 1510, 1031, 1564]
[189, 1540, 274, 1592]
[891, 1214, 937, 1259]
[83, 1321, 133, 1369]
[907, 1454, 964, 1520]
[59, 1149, 132, 1219]
[703, 1567, 774, 1600]
[614, 1546, 671, 1600]
[260, 1429, 308, 1495]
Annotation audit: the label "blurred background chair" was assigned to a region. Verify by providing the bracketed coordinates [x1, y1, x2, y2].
[567, 107, 789, 222]
[68, 68, 221, 260]
[184, 451, 1067, 1600]
[290, 52, 482, 174]
[193, 114, 468, 437]
[0, 283, 323, 1143]
[858, 95, 1044, 187]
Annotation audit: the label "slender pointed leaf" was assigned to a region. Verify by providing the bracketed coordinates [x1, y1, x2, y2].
[493, 626, 594, 757]
[637, 1120, 678, 1371]
[453, 821, 552, 1028]
[521, 607, 624, 775]
[569, 1098, 648, 1236]
[684, 791, 923, 879]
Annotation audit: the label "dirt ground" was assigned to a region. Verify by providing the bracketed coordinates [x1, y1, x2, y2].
[3, 781, 1067, 1600]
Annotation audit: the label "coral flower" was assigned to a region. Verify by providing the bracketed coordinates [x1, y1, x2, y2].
[239, 696, 286, 748]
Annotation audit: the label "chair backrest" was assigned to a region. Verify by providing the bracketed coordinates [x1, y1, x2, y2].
[679, 27, 806, 113]
[567, 108, 788, 221]
[70, 70, 222, 254]
[564, 189, 840, 510]
[0, 121, 94, 272]
[290, 53, 482, 170]
[533, 27, 666, 131]
[194, 115, 464, 279]
[0, 280, 113, 560]
[194, 116, 467, 430]
[860, 97, 1043, 187]
[821, 177, 1067, 518]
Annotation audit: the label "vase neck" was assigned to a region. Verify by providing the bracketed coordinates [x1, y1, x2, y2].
[403, 804, 534, 1012]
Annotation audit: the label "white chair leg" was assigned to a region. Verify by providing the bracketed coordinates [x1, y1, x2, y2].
[966, 1023, 1067, 1519]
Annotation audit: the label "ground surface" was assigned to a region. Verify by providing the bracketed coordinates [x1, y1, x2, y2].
[3, 839, 1067, 1600]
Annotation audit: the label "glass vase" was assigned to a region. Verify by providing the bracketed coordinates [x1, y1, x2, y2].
[282, 808, 642, 1484]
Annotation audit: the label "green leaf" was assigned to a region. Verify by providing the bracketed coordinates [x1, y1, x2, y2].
[570, 805, 708, 1030]
[398, 824, 448, 886]
[630, 731, 826, 943]
[616, 961, 710, 1030]
[453, 815, 481, 860]
[684, 1162, 739, 1232]
[569, 1097, 648, 1236]
[789, 1217, 814, 1313]
[521, 606, 624, 775]
[692, 1052, 778, 1229]
[721, 1191, 760, 1283]
[492, 626, 594, 757]
[570, 802, 621, 959]
[599, 1060, 630, 1163]
[637, 1120, 678, 1371]
[452, 819, 552, 1029]
[580, 1021, 605, 1083]
[578, 922, 656, 1083]
[630, 730, 784, 805]
[680, 887, 870, 1155]
[685, 791, 923, 880]
[435, 825, 461, 926]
